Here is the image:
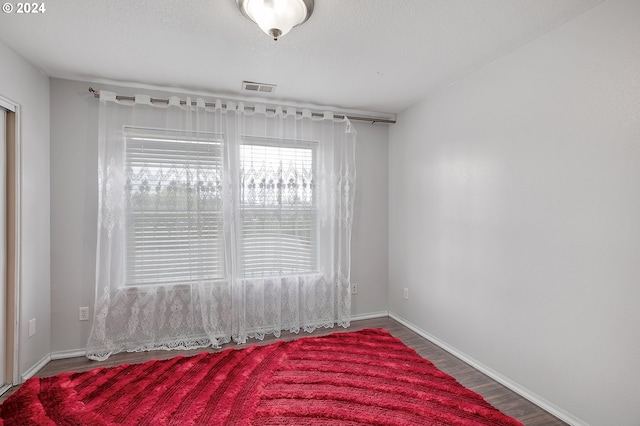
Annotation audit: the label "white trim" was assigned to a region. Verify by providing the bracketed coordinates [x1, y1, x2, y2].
[11, 104, 21, 386]
[389, 312, 589, 426]
[0, 95, 21, 387]
[0, 384, 11, 397]
[51, 349, 87, 360]
[0, 97, 16, 112]
[0, 107, 5, 392]
[21, 353, 50, 382]
[350, 311, 389, 322]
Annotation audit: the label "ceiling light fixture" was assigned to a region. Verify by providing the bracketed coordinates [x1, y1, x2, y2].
[236, 0, 314, 41]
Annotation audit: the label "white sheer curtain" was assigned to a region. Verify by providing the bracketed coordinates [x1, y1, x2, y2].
[86, 91, 356, 360]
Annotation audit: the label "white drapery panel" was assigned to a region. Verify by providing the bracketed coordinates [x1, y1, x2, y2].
[86, 92, 356, 360]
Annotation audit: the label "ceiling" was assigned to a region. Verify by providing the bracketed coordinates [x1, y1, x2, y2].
[0, 0, 603, 116]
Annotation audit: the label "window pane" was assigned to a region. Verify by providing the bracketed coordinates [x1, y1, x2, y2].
[125, 128, 224, 286]
[240, 143, 317, 278]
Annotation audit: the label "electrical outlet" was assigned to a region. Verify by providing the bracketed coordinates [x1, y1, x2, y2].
[351, 283, 358, 295]
[403, 288, 408, 300]
[79, 307, 90, 321]
[28, 318, 36, 337]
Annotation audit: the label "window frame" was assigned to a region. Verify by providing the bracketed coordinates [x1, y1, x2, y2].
[238, 136, 319, 278]
[123, 126, 225, 287]
[121, 127, 322, 287]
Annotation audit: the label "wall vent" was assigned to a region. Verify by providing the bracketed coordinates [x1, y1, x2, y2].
[242, 81, 277, 94]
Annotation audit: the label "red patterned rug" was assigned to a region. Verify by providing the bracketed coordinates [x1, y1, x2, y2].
[0, 329, 522, 425]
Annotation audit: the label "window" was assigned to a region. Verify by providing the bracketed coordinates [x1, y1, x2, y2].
[124, 128, 224, 286]
[123, 128, 318, 285]
[239, 140, 317, 278]
[92, 94, 356, 357]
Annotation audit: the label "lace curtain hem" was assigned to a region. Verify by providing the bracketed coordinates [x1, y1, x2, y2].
[86, 274, 351, 361]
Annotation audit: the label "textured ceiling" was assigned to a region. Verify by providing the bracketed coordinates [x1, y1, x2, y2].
[0, 0, 604, 115]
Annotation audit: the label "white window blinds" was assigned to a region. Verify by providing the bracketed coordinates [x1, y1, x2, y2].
[239, 141, 317, 278]
[124, 129, 318, 284]
[124, 128, 224, 286]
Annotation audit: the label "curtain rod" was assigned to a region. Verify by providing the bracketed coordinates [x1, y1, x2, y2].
[88, 87, 395, 124]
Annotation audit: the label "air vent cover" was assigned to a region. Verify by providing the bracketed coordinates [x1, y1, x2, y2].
[242, 81, 277, 93]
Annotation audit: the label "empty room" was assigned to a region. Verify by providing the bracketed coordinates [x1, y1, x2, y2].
[0, 0, 638, 425]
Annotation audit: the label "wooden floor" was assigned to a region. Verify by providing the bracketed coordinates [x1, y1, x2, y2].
[0, 317, 567, 425]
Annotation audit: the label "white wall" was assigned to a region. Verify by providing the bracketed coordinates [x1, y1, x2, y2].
[389, 1, 640, 425]
[49, 78, 389, 353]
[49, 79, 98, 353]
[351, 121, 389, 318]
[0, 41, 51, 378]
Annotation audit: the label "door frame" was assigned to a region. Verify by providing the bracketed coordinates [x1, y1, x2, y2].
[0, 93, 21, 390]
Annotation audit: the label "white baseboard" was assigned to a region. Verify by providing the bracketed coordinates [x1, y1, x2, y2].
[22, 353, 51, 382]
[350, 311, 389, 322]
[0, 384, 12, 396]
[388, 312, 589, 426]
[51, 349, 87, 360]
[21, 350, 87, 382]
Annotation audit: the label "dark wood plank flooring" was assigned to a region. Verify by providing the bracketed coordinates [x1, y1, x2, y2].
[0, 317, 567, 425]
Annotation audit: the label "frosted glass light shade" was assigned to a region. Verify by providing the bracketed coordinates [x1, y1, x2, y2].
[237, 0, 314, 40]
